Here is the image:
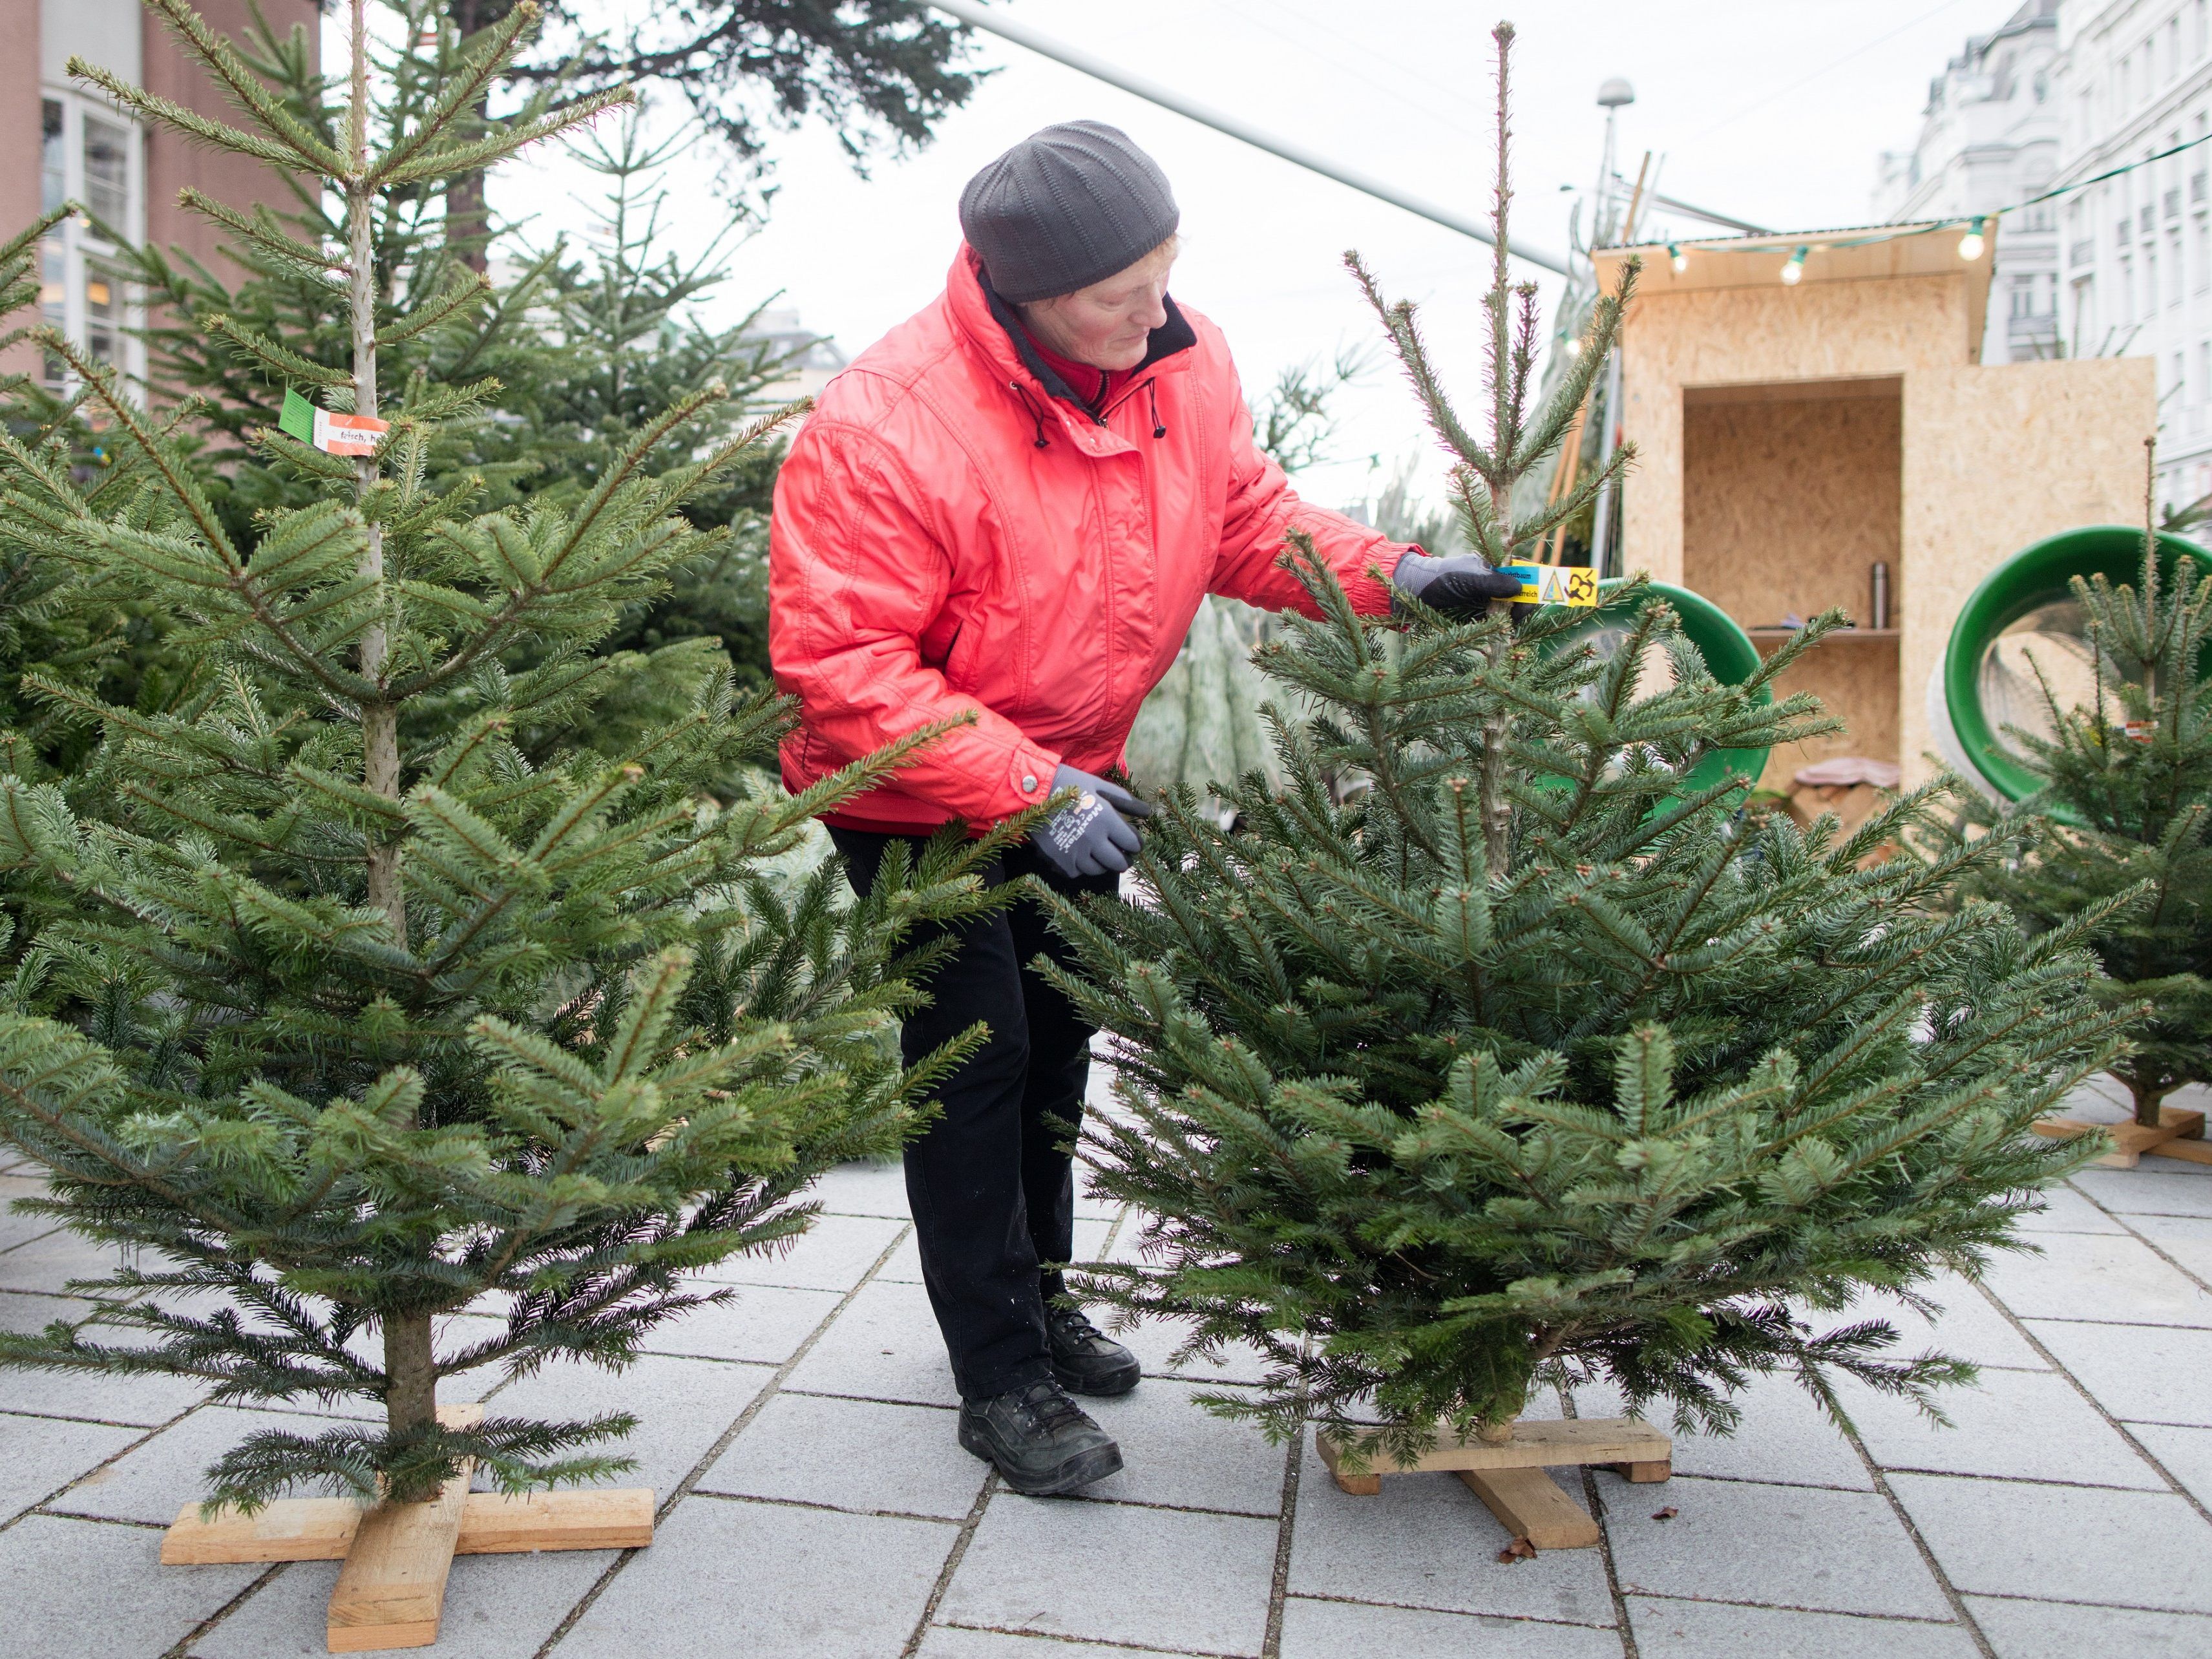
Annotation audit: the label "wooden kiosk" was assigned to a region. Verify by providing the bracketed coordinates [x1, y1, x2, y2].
[1592, 224, 2155, 810]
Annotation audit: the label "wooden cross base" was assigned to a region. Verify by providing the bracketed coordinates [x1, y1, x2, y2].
[2032, 1105, 2209, 1169]
[157, 1406, 652, 1653]
[1314, 1415, 1671, 1551]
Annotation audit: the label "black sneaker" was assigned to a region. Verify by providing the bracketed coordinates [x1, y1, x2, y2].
[958, 1378, 1123, 1495]
[1047, 1305, 1142, 1397]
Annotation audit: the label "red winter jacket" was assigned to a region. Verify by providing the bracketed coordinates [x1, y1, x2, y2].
[768, 246, 1410, 833]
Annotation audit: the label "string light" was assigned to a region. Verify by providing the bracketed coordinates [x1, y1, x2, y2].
[1564, 337, 1582, 356]
[1780, 246, 1807, 285]
[1667, 242, 1687, 272]
[1957, 216, 1986, 260]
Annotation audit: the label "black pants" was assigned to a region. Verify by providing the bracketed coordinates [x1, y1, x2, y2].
[830, 829, 1119, 1399]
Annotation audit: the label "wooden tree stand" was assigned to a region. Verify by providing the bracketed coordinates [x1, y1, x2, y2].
[2032, 1104, 2209, 1168]
[158, 1406, 653, 1653]
[1316, 1416, 1671, 1550]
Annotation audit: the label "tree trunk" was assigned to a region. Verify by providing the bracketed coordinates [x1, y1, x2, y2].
[381, 1309, 441, 1504]
[440, 0, 519, 276]
[2122, 1064, 2173, 1130]
[347, 2, 405, 947]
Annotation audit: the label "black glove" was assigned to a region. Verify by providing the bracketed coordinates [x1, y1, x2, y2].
[1391, 549, 1525, 618]
[1034, 764, 1153, 879]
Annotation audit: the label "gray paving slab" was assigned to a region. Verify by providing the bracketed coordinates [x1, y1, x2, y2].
[918, 1630, 1186, 1659]
[556, 1495, 952, 1659]
[0, 1229, 127, 1296]
[1625, 1596, 1977, 1658]
[1279, 1597, 1624, 1658]
[635, 1282, 843, 1363]
[1963, 1594, 2212, 1657]
[2127, 1213, 2212, 1283]
[1077, 1378, 1285, 1515]
[0, 1173, 57, 1252]
[1108, 1311, 1275, 1386]
[783, 1276, 960, 1407]
[2022, 1318, 2212, 1424]
[696, 1391, 982, 1519]
[193, 1547, 615, 1658]
[0, 1514, 262, 1659]
[1837, 1365, 2165, 1487]
[2070, 1168, 2212, 1218]
[46, 1404, 392, 1525]
[1576, 1373, 1871, 1490]
[938, 1492, 1278, 1656]
[882, 1216, 1111, 1285]
[1597, 1472, 1950, 1619]
[2015, 1183, 2127, 1234]
[483, 1351, 774, 1497]
[1887, 1471, 2212, 1612]
[695, 1212, 907, 1292]
[1286, 1439, 1616, 1627]
[0, 1291, 211, 1425]
[0, 1409, 144, 1522]
[1977, 1232, 2212, 1326]
[1824, 1273, 2049, 1371]
[2125, 1421, 2212, 1506]
[810, 1158, 912, 1218]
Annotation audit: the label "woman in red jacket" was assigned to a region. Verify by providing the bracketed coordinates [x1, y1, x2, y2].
[769, 122, 1517, 1495]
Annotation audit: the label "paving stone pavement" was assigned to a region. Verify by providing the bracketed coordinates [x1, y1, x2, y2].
[2, 1077, 2211, 1658]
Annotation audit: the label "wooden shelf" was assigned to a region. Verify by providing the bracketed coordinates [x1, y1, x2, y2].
[1747, 627, 1898, 641]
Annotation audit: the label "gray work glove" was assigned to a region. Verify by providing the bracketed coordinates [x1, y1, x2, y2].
[1034, 764, 1153, 879]
[1391, 549, 1525, 618]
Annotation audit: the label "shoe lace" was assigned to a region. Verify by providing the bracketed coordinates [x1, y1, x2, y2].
[1018, 1379, 1089, 1436]
[1051, 1306, 1104, 1344]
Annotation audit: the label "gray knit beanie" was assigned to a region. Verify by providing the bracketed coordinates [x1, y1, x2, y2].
[959, 121, 1180, 303]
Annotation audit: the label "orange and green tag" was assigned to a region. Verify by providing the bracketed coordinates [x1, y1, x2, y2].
[276, 388, 386, 456]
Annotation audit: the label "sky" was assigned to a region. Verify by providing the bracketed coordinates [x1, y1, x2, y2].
[475, 0, 2020, 512]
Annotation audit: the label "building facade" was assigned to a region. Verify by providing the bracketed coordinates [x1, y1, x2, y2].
[2050, 0, 2212, 508]
[3, 0, 318, 386]
[1873, 1, 2064, 365]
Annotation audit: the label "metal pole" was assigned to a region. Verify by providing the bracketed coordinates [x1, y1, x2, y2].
[926, 0, 1571, 277]
[1588, 320, 1625, 578]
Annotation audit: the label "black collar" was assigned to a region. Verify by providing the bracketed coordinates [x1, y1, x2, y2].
[980, 269, 1197, 423]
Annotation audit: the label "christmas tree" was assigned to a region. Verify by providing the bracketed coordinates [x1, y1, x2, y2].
[1951, 459, 2212, 1130]
[0, 0, 989, 1513]
[1041, 25, 2129, 1461]
[118, 3, 805, 708]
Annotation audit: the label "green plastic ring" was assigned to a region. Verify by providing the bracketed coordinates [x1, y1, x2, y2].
[1941, 525, 2212, 812]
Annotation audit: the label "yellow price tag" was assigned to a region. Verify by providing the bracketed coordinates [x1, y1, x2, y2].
[1499, 564, 1600, 607]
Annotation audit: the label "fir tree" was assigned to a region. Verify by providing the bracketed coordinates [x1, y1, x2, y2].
[1040, 25, 2129, 1461]
[0, 0, 991, 1512]
[1950, 456, 2212, 1129]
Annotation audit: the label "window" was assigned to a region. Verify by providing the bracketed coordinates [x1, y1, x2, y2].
[2173, 231, 2187, 305]
[36, 90, 142, 388]
[41, 100, 64, 215]
[83, 116, 129, 229]
[2198, 217, 2211, 291]
[2200, 0, 2210, 58]
[2171, 18, 2184, 79]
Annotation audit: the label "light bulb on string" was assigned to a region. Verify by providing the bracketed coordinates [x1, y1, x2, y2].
[1668, 242, 1687, 273]
[1957, 217, 1986, 259]
[1780, 246, 1807, 285]
[1564, 336, 1582, 357]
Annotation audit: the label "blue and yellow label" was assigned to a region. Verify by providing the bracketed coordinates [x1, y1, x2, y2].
[1499, 563, 1600, 607]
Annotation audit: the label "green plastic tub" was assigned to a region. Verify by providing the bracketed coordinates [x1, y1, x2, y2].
[1941, 525, 2212, 809]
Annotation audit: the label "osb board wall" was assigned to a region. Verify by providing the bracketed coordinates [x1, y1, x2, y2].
[1753, 639, 1902, 793]
[1683, 395, 1901, 633]
[1617, 273, 1972, 586]
[1898, 356, 2156, 787]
